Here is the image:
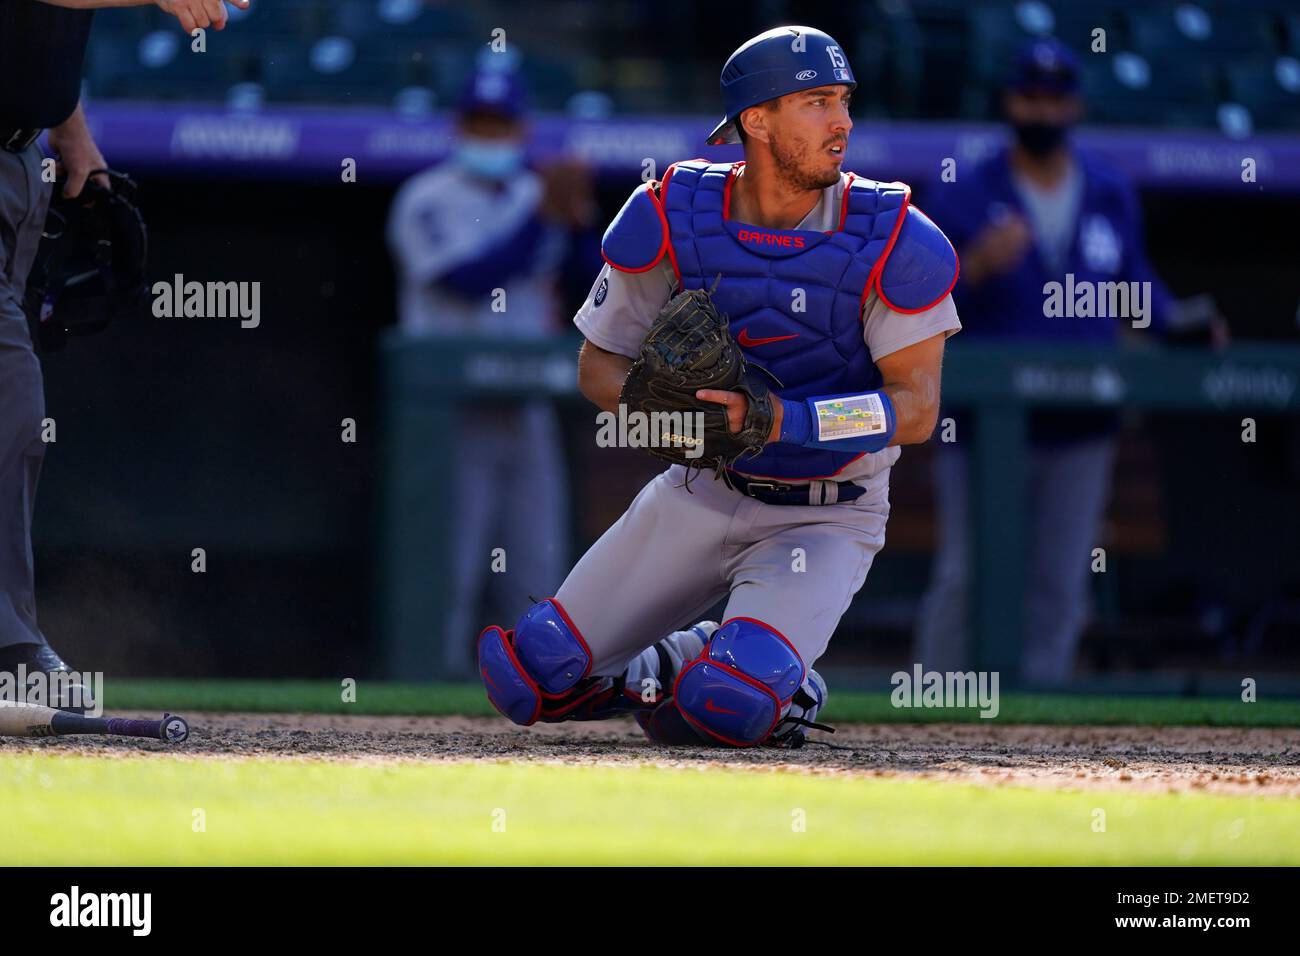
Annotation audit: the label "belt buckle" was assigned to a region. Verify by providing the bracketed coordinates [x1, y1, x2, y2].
[743, 480, 792, 497]
[3, 128, 38, 152]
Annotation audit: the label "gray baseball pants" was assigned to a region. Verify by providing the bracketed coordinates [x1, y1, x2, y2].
[554, 463, 892, 676]
[0, 145, 51, 650]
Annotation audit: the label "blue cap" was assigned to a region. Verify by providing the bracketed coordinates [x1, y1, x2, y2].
[708, 25, 857, 145]
[1006, 38, 1080, 95]
[457, 65, 527, 119]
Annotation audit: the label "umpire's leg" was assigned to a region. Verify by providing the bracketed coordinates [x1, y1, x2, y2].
[0, 145, 52, 651]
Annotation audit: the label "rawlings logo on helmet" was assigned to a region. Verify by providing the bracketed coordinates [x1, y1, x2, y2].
[795, 69, 817, 80]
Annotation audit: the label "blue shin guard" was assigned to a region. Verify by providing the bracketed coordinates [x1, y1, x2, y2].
[478, 599, 595, 726]
[671, 618, 806, 747]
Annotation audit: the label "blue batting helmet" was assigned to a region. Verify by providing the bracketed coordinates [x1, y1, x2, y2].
[707, 25, 857, 145]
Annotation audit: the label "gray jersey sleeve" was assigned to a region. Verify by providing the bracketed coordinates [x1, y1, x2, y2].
[863, 292, 961, 360]
[573, 260, 676, 358]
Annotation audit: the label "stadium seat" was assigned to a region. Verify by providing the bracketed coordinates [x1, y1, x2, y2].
[1223, 58, 1300, 130]
[85, 5, 155, 37]
[968, 3, 1049, 93]
[1044, 0, 1129, 54]
[899, 2, 975, 119]
[1288, 13, 1300, 59]
[85, 29, 250, 101]
[328, 0, 474, 40]
[260, 38, 400, 105]
[1082, 51, 1218, 127]
[228, 0, 333, 38]
[1126, 4, 1277, 58]
[963, 2, 1126, 120]
[77, 0, 1269, 131]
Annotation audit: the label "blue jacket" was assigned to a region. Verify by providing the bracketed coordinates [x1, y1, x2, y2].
[923, 145, 1172, 442]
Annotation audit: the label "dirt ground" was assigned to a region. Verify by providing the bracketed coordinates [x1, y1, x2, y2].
[3, 712, 1299, 797]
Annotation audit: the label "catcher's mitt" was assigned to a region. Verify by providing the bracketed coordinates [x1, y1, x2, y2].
[23, 169, 148, 353]
[619, 284, 776, 484]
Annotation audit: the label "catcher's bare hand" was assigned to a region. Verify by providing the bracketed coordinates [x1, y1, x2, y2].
[696, 389, 783, 444]
[620, 286, 775, 471]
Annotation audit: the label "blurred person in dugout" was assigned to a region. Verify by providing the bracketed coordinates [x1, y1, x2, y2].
[386, 55, 598, 677]
[914, 38, 1228, 687]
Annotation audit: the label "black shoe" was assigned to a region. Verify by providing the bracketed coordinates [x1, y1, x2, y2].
[0, 642, 93, 714]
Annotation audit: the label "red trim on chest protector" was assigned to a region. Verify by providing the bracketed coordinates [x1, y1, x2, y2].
[600, 182, 671, 276]
[872, 201, 960, 315]
[858, 182, 913, 318]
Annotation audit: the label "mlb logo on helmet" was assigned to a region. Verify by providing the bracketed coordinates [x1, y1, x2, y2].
[707, 25, 858, 145]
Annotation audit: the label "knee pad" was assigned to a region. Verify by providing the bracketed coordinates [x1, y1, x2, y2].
[478, 599, 593, 726]
[672, 617, 805, 747]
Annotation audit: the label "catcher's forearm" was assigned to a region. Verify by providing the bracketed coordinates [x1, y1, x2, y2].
[777, 376, 940, 451]
[577, 339, 633, 414]
[779, 390, 896, 452]
[882, 356, 943, 445]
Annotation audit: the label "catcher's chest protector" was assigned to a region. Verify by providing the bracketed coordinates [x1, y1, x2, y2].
[663, 161, 908, 480]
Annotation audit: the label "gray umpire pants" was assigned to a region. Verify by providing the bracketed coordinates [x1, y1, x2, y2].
[0, 145, 52, 650]
[914, 437, 1117, 687]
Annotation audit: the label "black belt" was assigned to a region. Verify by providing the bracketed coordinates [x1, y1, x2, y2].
[727, 471, 866, 506]
[1, 126, 43, 153]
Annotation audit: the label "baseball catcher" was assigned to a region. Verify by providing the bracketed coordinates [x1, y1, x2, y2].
[478, 25, 961, 748]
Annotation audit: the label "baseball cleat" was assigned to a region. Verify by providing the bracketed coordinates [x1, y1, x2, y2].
[0, 641, 94, 714]
[768, 669, 832, 748]
[636, 697, 709, 745]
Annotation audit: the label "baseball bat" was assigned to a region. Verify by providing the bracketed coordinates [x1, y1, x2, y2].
[0, 704, 189, 742]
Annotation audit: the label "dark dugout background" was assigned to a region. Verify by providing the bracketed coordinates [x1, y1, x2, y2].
[32, 175, 1300, 679]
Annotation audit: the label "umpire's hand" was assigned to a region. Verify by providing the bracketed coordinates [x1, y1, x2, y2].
[156, 0, 250, 33]
[47, 103, 109, 198]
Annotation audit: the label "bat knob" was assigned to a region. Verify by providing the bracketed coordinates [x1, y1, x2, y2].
[161, 714, 189, 744]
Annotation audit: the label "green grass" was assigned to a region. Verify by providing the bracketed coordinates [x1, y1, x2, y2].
[99, 679, 1300, 727]
[0, 754, 1293, 865]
